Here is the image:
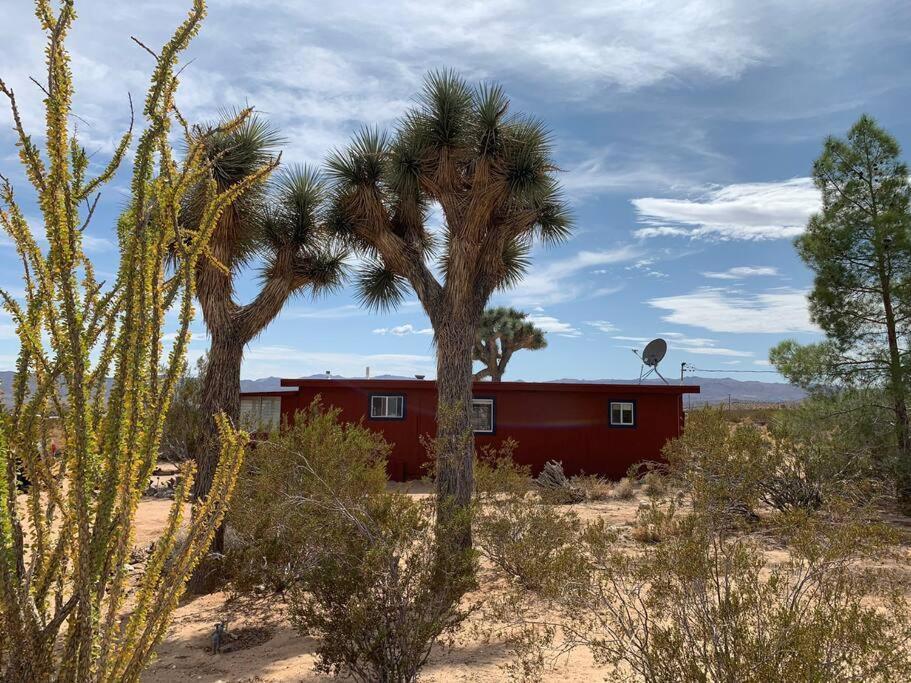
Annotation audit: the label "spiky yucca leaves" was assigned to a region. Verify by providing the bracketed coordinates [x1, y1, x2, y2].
[473, 307, 547, 381]
[327, 71, 571, 561]
[180, 114, 345, 590]
[0, 2, 252, 680]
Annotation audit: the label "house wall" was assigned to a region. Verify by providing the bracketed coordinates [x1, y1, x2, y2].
[264, 380, 697, 481]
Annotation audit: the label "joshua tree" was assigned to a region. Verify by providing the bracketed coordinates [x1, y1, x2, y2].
[473, 307, 547, 381]
[327, 71, 571, 550]
[182, 114, 345, 579]
[0, 1, 250, 678]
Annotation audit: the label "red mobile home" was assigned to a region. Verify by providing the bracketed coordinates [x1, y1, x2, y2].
[240, 379, 699, 481]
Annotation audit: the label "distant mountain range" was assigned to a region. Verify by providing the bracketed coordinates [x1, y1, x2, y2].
[237, 373, 806, 406]
[1, 370, 806, 409]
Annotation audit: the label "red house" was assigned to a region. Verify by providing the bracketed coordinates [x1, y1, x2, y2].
[240, 378, 699, 481]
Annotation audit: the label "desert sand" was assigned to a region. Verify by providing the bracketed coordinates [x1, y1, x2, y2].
[138, 477, 911, 683]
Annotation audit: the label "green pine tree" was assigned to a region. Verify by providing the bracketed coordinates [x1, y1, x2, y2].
[770, 115, 911, 509]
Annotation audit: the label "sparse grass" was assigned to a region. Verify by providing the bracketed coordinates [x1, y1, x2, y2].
[570, 474, 613, 502]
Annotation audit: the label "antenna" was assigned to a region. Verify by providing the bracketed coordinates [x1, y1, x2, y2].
[632, 338, 669, 384]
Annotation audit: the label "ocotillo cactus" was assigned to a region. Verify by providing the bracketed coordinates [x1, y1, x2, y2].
[0, 1, 266, 680]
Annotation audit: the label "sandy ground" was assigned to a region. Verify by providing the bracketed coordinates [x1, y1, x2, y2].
[137, 471, 911, 683]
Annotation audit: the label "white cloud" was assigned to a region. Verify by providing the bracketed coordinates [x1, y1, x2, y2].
[615, 331, 754, 358]
[703, 266, 779, 280]
[632, 178, 820, 241]
[527, 314, 581, 338]
[754, 359, 772, 367]
[674, 345, 753, 358]
[373, 323, 433, 336]
[243, 345, 433, 379]
[648, 287, 818, 333]
[585, 320, 616, 333]
[509, 245, 640, 306]
[633, 226, 692, 239]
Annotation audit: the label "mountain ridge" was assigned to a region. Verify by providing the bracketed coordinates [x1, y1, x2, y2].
[0, 370, 806, 408]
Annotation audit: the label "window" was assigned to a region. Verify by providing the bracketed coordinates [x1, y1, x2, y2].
[370, 394, 405, 419]
[240, 396, 281, 431]
[471, 398, 495, 433]
[609, 401, 635, 427]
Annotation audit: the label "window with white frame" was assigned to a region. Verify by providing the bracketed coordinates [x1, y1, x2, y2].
[370, 394, 405, 419]
[239, 396, 282, 431]
[470, 398, 495, 433]
[609, 401, 635, 427]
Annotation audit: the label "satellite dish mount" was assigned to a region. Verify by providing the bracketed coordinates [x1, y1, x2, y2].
[633, 338, 669, 385]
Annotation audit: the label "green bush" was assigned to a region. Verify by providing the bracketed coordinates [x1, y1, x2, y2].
[669, 405, 890, 520]
[475, 495, 583, 595]
[288, 494, 473, 683]
[474, 438, 531, 502]
[629, 497, 680, 544]
[560, 514, 911, 682]
[769, 390, 893, 506]
[160, 356, 206, 462]
[664, 408, 768, 522]
[229, 399, 473, 681]
[227, 398, 389, 592]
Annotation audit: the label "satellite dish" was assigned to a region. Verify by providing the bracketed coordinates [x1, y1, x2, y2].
[642, 338, 667, 367]
[633, 337, 669, 384]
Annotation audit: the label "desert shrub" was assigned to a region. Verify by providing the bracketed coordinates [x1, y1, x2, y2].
[475, 438, 530, 502]
[558, 513, 911, 682]
[640, 470, 669, 498]
[611, 476, 637, 500]
[670, 406, 888, 521]
[475, 494, 583, 594]
[570, 474, 613, 501]
[160, 355, 206, 462]
[230, 401, 472, 681]
[288, 493, 473, 683]
[629, 497, 680, 544]
[665, 408, 768, 522]
[769, 390, 893, 506]
[227, 398, 389, 592]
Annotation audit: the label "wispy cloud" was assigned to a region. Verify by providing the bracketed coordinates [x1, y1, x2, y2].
[703, 266, 779, 280]
[527, 314, 581, 338]
[585, 320, 617, 333]
[648, 288, 818, 333]
[659, 332, 753, 358]
[633, 178, 820, 241]
[613, 331, 754, 358]
[373, 323, 433, 336]
[508, 245, 640, 306]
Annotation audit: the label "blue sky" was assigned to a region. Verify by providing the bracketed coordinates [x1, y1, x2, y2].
[2, 1, 910, 381]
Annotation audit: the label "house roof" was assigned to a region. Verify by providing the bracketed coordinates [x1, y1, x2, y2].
[248, 378, 700, 395]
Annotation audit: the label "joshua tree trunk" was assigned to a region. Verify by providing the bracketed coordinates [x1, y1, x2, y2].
[185, 335, 243, 594]
[434, 317, 477, 551]
[193, 337, 244, 510]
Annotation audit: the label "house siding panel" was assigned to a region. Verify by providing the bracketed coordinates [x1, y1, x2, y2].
[253, 379, 698, 481]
